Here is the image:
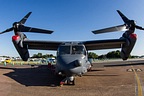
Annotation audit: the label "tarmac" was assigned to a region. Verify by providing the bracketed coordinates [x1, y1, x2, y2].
[0, 59, 144, 96]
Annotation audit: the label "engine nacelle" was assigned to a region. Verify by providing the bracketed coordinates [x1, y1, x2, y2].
[12, 35, 29, 61]
[120, 33, 137, 60]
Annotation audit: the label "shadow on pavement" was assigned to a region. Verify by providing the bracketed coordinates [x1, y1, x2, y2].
[0, 65, 64, 87]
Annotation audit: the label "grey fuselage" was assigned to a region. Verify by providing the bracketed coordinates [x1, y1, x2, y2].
[55, 42, 91, 77]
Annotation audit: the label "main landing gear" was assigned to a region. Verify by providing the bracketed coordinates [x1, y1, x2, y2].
[60, 76, 75, 86]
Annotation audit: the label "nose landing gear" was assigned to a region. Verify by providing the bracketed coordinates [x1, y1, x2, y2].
[60, 76, 75, 86]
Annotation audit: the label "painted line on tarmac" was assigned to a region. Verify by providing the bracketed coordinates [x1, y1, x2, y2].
[131, 66, 143, 96]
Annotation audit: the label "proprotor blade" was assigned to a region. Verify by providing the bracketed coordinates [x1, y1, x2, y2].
[20, 26, 53, 34]
[0, 12, 54, 35]
[92, 10, 144, 35]
[0, 27, 13, 34]
[19, 12, 32, 24]
[135, 25, 144, 30]
[92, 24, 127, 34]
[117, 10, 130, 23]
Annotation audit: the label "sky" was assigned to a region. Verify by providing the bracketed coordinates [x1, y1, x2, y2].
[0, 0, 144, 57]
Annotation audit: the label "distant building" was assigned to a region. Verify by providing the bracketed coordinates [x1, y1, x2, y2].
[0, 56, 6, 62]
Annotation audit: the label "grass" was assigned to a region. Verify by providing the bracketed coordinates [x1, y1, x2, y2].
[0, 60, 49, 65]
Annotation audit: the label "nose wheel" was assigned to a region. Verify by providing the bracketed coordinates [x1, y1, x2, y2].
[60, 76, 75, 86]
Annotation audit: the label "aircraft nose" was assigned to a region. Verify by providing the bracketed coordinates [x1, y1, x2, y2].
[74, 60, 82, 67]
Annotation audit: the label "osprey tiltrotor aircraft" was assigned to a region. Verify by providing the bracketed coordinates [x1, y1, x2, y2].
[1, 10, 144, 85]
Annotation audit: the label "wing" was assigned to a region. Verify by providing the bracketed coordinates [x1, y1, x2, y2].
[23, 40, 63, 50]
[83, 38, 126, 50]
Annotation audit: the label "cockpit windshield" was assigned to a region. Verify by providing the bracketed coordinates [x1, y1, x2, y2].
[58, 45, 86, 55]
[72, 46, 86, 55]
[58, 46, 70, 55]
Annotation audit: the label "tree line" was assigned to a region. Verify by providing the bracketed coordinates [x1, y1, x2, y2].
[88, 50, 138, 59]
[31, 53, 55, 58]
[31, 50, 138, 59]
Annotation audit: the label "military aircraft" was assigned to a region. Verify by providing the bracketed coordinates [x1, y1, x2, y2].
[0, 10, 144, 86]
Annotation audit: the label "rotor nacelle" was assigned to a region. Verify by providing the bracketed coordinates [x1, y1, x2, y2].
[120, 33, 137, 60]
[12, 35, 29, 61]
